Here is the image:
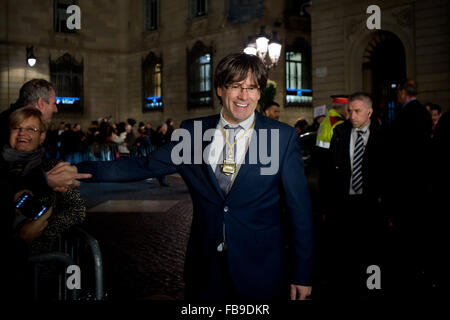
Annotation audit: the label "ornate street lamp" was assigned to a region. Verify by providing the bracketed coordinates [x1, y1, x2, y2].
[244, 26, 282, 69]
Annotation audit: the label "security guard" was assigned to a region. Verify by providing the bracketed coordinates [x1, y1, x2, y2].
[313, 94, 349, 240]
[316, 95, 349, 149]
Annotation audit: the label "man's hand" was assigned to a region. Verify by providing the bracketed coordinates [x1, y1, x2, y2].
[290, 284, 312, 300]
[46, 162, 92, 191]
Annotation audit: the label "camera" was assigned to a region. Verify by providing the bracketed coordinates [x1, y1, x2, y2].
[15, 192, 49, 220]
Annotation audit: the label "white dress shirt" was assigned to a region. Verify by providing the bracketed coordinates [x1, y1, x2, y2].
[208, 111, 256, 181]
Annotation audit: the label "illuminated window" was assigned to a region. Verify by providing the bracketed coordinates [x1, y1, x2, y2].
[50, 53, 83, 113]
[285, 39, 312, 106]
[143, 52, 163, 112]
[188, 42, 212, 108]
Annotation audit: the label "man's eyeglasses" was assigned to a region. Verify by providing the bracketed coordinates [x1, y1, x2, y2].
[11, 127, 41, 134]
[225, 84, 260, 96]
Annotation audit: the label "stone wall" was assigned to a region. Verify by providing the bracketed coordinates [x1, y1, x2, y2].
[11, 1, 449, 130]
[311, 0, 450, 112]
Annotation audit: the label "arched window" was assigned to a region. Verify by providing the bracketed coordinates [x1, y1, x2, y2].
[142, 52, 163, 112]
[50, 53, 83, 113]
[285, 38, 312, 106]
[187, 41, 212, 108]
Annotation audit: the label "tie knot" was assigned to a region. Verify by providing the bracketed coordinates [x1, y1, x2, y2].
[224, 124, 242, 133]
[357, 130, 366, 136]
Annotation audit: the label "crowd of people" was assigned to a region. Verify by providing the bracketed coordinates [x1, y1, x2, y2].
[1, 58, 449, 301]
[45, 117, 176, 165]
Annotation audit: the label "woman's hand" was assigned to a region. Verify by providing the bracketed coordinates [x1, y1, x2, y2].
[14, 190, 34, 216]
[17, 207, 53, 244]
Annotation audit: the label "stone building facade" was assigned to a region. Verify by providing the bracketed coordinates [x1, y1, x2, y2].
[1, 0, 448, 130]
[0, 0, 313, 129]
[311, 0, 450, 117]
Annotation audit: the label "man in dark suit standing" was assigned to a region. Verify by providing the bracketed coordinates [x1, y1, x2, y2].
[386, 79, 432, 295]
[76, 53, 314, 300]
[327, 92, 386, 299]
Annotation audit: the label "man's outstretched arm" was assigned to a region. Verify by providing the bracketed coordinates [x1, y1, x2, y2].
[75, 142, 178, 183]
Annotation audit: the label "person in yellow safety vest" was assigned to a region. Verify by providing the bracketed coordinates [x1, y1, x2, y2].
[316, 95, 349, 149]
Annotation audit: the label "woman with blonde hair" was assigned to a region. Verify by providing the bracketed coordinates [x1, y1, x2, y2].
[2, 106, 86, 255]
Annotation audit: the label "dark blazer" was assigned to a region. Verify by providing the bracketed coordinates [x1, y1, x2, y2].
[76, 112, 314, 300]
[390, 99, 431, 180]
[388, 99, 432, 228]
[0, 107, 14, 147]
[329, 120, 386, 201]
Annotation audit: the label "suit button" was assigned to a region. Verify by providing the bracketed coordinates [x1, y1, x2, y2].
[224, 206, 229, 213]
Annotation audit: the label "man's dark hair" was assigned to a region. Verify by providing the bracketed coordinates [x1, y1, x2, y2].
[348, 92, 373, 108]
[127, 118, 136, 127]
[398, 79, 418, 97]
[11, 79, 54, 110]
[214, 53, 268, 104]
[266, 101, 280, 109]
[430, 104, 442, 114]
[295, 119, 308, 130]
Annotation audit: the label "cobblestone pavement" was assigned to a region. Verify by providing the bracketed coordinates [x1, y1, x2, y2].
[78, 175, 192, 300]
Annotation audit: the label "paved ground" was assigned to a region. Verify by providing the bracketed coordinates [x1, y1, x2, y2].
[76, 167, 330, 301]
[78, 175, 192, 300]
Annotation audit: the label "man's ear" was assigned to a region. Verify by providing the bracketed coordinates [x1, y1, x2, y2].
[35, 97, 45, 112]
[217, 87, 223, 98]
[368, 108, 373, 118]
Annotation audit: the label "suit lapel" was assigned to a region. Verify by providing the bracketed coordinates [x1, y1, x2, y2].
[344, 123, 352, 171]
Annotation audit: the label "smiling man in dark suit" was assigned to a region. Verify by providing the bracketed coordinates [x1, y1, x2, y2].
[76, 53, 314, 300]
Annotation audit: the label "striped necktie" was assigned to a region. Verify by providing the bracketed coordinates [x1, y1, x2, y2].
[351, 130, 366, 194]
[215, 125, 242, 195]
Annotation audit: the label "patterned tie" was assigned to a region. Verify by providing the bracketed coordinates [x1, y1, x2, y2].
[215, 125, 242, 195]
[351, 130, 366, 194]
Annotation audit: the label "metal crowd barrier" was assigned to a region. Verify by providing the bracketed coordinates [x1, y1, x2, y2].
[27, 226, 105, 301]
[129, 144, 156, 158]
[63, 143, 156, 164]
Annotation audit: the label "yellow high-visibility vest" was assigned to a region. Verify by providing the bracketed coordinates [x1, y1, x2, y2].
[315, 109, 345, 149]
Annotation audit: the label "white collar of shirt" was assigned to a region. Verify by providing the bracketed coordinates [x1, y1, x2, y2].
[351, 121, 370, 135]
[218, 110, 255, 131]
[208, 111, 256, 172]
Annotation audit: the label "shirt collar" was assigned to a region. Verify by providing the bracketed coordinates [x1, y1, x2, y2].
[353, 121, 370, 134]
[219, 110, 255, 131]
